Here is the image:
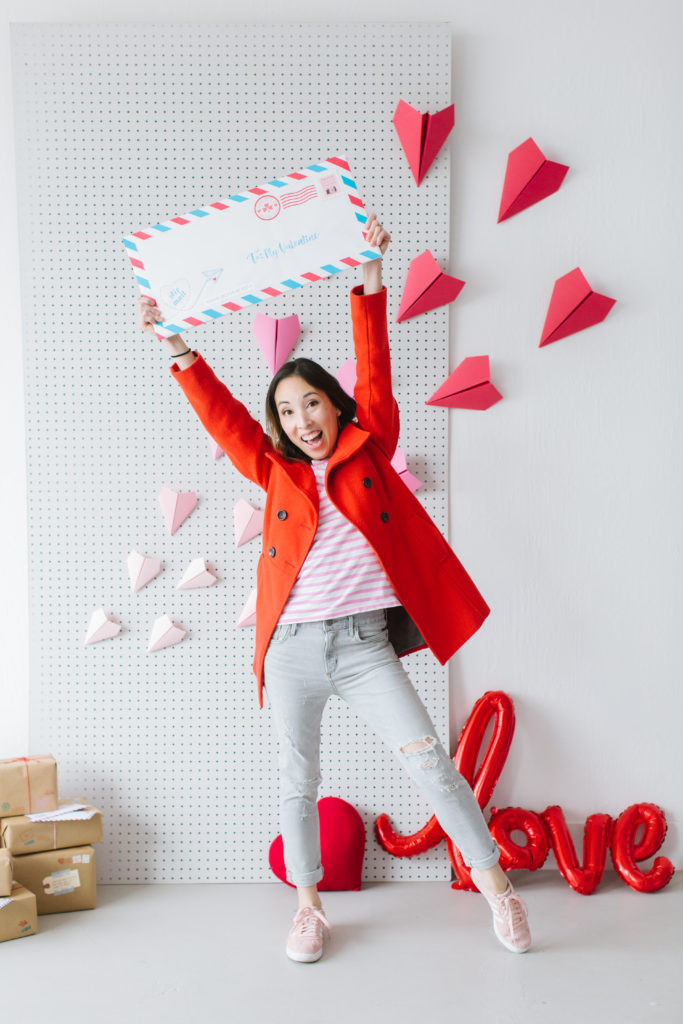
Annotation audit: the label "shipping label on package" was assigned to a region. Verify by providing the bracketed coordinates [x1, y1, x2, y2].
[43, 868, 81, 896]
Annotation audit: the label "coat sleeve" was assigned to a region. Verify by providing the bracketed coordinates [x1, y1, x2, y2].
[170, 353, 273, 491]
[349, 285, 400, 460]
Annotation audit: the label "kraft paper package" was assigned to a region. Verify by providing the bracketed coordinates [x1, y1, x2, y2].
[0, 755, 58, 817]
[0, 849, 13, 896]
[11, 845, 96, 915]
[1, 803, 103, 856]
[0, 883, 38, 942]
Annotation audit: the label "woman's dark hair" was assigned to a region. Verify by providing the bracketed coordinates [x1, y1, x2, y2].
[265, 358, 357, 464]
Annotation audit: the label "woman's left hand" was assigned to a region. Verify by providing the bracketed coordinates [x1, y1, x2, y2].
[365, 212, 390, 256]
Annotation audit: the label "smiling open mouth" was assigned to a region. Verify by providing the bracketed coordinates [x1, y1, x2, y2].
[302, 431, 323, 446]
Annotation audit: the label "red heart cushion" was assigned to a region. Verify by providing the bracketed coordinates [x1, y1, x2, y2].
[268, 796, 365, 890]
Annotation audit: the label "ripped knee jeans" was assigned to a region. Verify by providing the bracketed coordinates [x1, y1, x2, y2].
[263, 609, 499, 887]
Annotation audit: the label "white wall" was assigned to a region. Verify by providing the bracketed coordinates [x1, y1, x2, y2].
[2, 0, 681, 867]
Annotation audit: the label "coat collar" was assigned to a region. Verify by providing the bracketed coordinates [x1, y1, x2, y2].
[265, 423, 370, 505]
[327, 422, 370, 469]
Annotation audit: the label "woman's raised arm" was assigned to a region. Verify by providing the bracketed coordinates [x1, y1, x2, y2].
[138, 296, 274, 490]
[361, 213, 390, 295]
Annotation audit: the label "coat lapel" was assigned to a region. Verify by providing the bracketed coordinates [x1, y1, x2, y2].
[265, 423, 370, 504]
[327, 424, 370, 472]
[265, 450, 319, 515]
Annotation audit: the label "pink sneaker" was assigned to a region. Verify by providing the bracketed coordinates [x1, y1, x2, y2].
[470, 870, 531, 953]
[286, 906, 331, 963]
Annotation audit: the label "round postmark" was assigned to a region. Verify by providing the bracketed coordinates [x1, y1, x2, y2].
[254, 194, 281, 221]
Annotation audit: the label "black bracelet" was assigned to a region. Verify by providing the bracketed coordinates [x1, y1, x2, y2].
[170, 348, 192, 359]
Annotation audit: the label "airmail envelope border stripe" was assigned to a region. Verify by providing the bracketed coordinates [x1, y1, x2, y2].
[126, 156, 377, 337]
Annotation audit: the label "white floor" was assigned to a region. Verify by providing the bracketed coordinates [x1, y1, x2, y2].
[2, 872, 681, 1023]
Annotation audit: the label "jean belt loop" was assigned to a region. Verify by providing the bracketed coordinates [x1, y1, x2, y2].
[290, 621, 299, 637]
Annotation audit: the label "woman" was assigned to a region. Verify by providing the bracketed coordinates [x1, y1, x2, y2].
[139, 214, 531, 962]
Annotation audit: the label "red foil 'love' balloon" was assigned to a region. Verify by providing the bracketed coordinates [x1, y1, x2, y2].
[375, 691, 674, 895]
[610, 803, 675, 893]
[375, 691, 515, 891]
[488, 806, 549, 873]
[542, 805, 612, 894]
[449, 691, 515, 889]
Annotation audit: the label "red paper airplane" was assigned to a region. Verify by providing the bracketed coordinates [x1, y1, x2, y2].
[396, 250, 465, 323]
[426, 356, 502, 410]
[393, 99, 455, 186]
[540, 268, 616, 347]
[498, 137, 569, 222]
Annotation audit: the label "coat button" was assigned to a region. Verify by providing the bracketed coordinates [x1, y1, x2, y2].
[268, 547, 276, 557]
[276, 509, 288, 520]
[363, 477, 372, 488]
[380, 511, 389, 523]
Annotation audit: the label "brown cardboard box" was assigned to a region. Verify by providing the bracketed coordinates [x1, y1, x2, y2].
[0, 882, 38, 942]
[12, 846, 96, 915]
[0, 849, 12, 896]
[1, 803, 103, 855]
[0, 755, 58, 816]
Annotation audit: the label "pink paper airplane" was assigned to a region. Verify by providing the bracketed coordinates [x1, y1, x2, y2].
[176, 558, 218, 590]
[337, 358, 357, 398]
[498, 137, 569, 222]
[540, 268, 616, 347]
[390, 449, 423, 493]
[127, 551, 163, 593]
[253, 313, 301, 374]
[236, 589, 257, 628]
[158, 487, 197, 535]
[393, 99, 455, 186]
[210, 440, 224, 460]
[234, 499, 265, 547]
[426, 356, 502, 409]
[84, 609, 122, 645]
[148, 615, 187, 652]
[397, 250, 465, 322]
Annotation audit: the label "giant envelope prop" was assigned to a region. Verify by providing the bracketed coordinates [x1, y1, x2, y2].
[392, 99, 455, 186]
[253, 313, 300, 374]
[123, 157, 380, 339]
[498, 138, 569, 222]
[540, 268, 616, 347]
[397, 250, 465, 322]
[426, 356, 502, 409]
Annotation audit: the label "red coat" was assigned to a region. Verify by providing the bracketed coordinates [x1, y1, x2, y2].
[172, 285, 490, 707]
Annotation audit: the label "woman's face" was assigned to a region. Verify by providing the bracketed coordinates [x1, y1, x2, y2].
[274, 375, 341, 460]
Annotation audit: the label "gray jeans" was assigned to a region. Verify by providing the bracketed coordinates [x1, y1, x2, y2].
[263, 608, 500, 886]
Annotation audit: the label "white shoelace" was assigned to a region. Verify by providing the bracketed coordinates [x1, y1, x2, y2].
[293, 907, 330, 935]
[495, 889, 529, 938]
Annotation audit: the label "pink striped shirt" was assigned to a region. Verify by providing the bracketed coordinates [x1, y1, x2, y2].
[278, 458, 402, 623]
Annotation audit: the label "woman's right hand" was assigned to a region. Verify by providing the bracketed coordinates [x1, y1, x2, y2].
[138, 297, 164, 336]
[137, 296, 195, 366]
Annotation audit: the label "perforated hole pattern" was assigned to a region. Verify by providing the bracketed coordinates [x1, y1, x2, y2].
[13, 22, 452, 882]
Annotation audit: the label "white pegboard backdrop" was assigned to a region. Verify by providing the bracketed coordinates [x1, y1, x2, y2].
[12, 22, 453, 883]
